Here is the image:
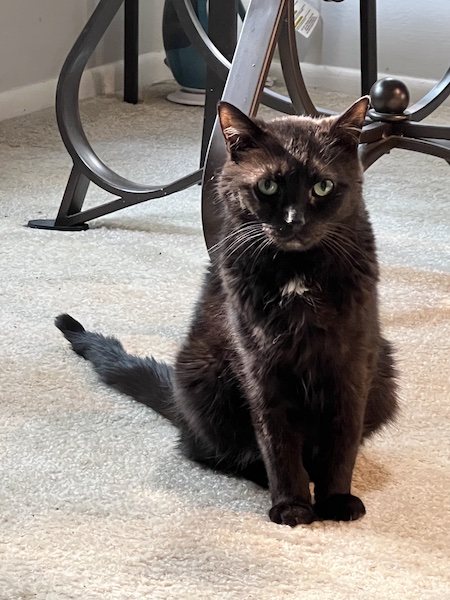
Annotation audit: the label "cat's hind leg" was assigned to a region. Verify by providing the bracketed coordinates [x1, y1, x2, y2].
[363, 338, 399, 438]
[174, 330, 264, 486]
[178, 428, 268, 487]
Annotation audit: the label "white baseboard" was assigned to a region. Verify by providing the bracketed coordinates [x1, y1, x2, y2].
[2, 54, 446, 122]
[0, 51, 172, 122]
[270, 60, 449, 107]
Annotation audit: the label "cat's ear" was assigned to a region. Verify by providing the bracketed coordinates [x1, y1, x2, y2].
[218, 102, 263, 160]
[330, 96, 370, 147]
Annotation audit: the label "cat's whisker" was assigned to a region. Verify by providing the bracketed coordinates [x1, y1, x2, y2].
[326, 226, 363, 254]
[301, 375, 310, 404]
[330, 222, 358, 234]
[325, 239, 358, 273]
[229, 233, 268, 265]
[326, 232, 360, 256]
[209, 221, 261, 253]
[223, 224, 264, 250]
[210, 224, 265, 267]
[329, 223, 364, 241]
[223, 229, 264, 258]
[326, 230, 366, 263]
[251, 236, 274, 264]
[322, 236, 357, 274]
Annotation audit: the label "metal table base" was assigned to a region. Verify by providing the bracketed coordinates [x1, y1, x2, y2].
[28, 0, 450, 252]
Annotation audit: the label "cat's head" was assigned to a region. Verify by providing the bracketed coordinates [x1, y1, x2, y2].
[217, 97, 369, 252]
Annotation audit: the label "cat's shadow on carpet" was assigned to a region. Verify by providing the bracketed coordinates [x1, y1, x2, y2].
[352, 451, 391, 494]
[148, 444, 392, 514]
[93, 218, 202, 238]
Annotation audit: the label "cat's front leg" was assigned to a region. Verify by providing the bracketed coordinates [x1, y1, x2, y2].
[312, 401, 366, 522]
[252, 408, 317, 527]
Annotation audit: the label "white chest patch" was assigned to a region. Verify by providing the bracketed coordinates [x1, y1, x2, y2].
[281, 277, 310, 298]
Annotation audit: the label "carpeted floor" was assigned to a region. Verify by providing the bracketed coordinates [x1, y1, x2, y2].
[0, 80, 449, 600]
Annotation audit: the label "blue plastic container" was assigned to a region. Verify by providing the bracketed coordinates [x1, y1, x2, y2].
[162, 0, 208, 92]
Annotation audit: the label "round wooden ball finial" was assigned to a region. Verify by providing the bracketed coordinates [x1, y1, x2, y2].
[368, 77, 411, 122]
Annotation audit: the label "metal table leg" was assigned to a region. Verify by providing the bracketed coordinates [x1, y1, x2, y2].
[360, 0, 377, 95]
[201, 0, 289, 249]
[28, 0, 202, 230]
[200, 0, 449, 250]
[200, 0, 238, 167]
[124, 0, 139, 104]
[28, 0, 449, 239]
[28, 0, 294, 231]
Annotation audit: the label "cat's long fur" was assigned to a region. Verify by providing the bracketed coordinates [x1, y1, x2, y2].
[56, 97, 398, 526]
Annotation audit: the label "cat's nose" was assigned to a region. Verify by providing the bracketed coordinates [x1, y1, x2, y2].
[284, 207, 305, 227]
[276, 221, 305, 238]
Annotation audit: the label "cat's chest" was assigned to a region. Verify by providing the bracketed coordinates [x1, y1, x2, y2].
[233, 268, 326, 312]
[279, 276, 313, 301]
[260, 272, 343, 334]
[225, 259, 347, 330]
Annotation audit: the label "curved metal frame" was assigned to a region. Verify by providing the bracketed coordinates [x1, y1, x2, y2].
[200, 0, 450, 248]
[29, 0, 205, 230]
[200, 0, 291, 248]
[172, 0, 296, 116]
[278, 0, 329, 117]
[359, 69, 450, 169]
[407, 68, 450, 121]
[28, 0, 449, 241]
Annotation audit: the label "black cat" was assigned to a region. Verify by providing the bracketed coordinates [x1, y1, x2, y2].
[56, 97, 398, 526]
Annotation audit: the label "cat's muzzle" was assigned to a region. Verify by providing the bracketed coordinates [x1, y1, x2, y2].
[268, 223, 309, 250]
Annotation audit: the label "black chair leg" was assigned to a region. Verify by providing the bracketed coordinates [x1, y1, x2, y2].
[201, 0, 288, 249]
[124, 0, 139, 104]
[200, 0, 238, 167]
[360, 0, 377, 95]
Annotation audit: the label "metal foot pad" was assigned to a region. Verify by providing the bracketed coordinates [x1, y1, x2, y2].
[27, 219, 89, 231]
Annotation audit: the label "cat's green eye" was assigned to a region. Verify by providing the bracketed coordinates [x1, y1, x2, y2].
[312, 179, 334, 197]
[257, 179, 279, 196]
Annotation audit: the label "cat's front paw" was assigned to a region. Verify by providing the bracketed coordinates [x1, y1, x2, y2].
[314, 493, 366, 522]
[269, 500, 317, 527]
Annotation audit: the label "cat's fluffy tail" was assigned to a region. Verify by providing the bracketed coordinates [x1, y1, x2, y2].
[55, 314, 181, 426]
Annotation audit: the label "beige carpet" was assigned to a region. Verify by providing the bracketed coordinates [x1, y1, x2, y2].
[0, 81, 449, 600]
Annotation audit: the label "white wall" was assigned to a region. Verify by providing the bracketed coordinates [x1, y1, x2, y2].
[0, 0, 169, 120]
[303, 0, 449, 80]
[0, 0, 448, 121]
